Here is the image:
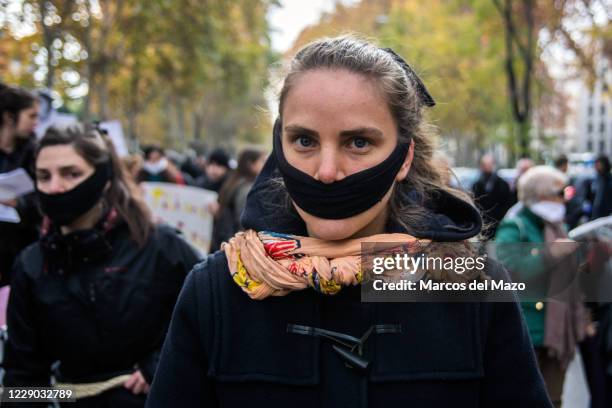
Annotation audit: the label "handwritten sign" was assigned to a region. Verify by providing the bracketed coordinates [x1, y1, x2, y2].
[141, 182, 217, 255]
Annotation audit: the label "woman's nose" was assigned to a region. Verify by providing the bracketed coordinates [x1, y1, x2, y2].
[45, 177, 67, 194]
[314, 150, 344, 184]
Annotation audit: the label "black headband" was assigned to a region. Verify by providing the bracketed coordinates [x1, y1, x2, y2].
[380, 47, 436, 108]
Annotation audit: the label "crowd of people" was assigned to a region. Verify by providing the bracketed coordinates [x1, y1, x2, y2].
[0, 34, 611, 407]
[471, 153, 612, 408]
[472, 153, 612, 235]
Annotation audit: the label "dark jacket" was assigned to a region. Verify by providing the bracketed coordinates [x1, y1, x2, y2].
[196, 173, 228, 193]
[146, 156, 552, 408]
[472, 171, 512, 239]
[588, 173, 612, 220]
[210, 179, 252, 252]
[0, 137, 41, 285]
[2, 214, 202, 406]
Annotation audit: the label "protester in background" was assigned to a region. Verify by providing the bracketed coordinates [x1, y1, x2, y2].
[3, 125, 201, 407]
[495, 165, 589, 408]
[472, 153, 512, 239]
[587, 155, 612, 220]
[193, 153, 208, 179]
[579, 261, 612, 407]
[0, 84, 40, 286]
[163, 150, 191, 185]
[148, 36, 551, 408]
[197, 148, 230, 192]
[209, 147, 267, 252]
[180, 149, 206, 183]
[554, 155, 568, 174]
[165, 160, 186, 185]
[576, 157, 612, 408]
[137, 145, 180, 184]
[505, 157, 535, 219]
[509, 157, 534, 205]
[123, 154, 143, 183]
[554, 154, 583, 229]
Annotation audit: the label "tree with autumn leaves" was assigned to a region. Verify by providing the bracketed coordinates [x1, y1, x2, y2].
[1, 0, 277, 149]
[2, 0, 609, 157]
[289, 0, 609, 161]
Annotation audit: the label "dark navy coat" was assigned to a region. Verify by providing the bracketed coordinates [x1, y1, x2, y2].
[3, 219, 202, 407]
[146, 155, 552, 408]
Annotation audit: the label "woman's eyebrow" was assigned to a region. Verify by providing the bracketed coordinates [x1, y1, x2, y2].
[284, 125, 319, 137]
[339, 127, 383, 140]
[36, 165, 80, 172]
[284, 125, 384, 140]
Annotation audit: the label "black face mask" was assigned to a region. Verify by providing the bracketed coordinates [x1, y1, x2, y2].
[273, 120, 410, 219]
[37, 161, 113, 226]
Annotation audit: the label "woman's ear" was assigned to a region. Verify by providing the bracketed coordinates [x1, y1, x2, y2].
[395, 139, 414, 182]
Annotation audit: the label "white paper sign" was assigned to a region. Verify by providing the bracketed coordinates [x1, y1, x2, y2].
[99, 120, 129, 157]
[141, 182, 217, 255]
[35, 110, 78, 139]
[0, 204, 20, 223]
[0, 169, 35, 201]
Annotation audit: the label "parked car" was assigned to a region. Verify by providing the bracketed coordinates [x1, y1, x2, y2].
[451, 167, 479, 191]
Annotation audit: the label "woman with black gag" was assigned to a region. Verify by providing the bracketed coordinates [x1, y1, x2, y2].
[146, 36, 552, 407]
[2, 125, 202, 407]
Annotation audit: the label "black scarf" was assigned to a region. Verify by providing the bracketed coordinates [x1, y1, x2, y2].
[40, 208, 120, 274]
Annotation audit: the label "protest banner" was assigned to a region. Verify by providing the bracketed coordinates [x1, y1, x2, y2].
[141, 182, 217, 255]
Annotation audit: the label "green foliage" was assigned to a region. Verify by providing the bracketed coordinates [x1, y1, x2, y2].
[289, 0, 512, 150]
[287, 0, 608, 160]
[1, 0, 277, 149]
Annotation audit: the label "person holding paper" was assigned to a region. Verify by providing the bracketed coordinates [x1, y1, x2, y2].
[3, 124, 201, 407]
[0, 84, 40, 285]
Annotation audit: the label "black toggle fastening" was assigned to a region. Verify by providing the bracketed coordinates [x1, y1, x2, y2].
[287, 323, 402, 373]
[331, 345, 371, 371]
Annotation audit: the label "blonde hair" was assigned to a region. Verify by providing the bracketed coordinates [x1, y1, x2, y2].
[518, 165, 568, 205]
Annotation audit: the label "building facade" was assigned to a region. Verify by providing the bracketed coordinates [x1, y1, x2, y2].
[576, 60, 612, 157]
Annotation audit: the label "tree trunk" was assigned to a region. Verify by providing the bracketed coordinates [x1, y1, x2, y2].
[164, 95, 173, 147]
[82, 1, 94, 121]
[127, 111, 138, 152]
[193, 111, 202, 140]
[38, 0, 55, 89]
[493, 0, 535, 158]
[176, 98, 186, 150]
[98, 66, 110, 120]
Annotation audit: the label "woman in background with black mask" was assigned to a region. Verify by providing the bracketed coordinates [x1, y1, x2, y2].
[147, 36, 552, 407]
[0, 84, 40, 286]
[2, 125, 202, 407]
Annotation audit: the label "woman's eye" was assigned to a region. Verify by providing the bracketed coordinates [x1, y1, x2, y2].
[295, 136, 315, 148]
[69, 172, 82, 179]
[36, 174, 49, 182]
[349, 137, 370, 149]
